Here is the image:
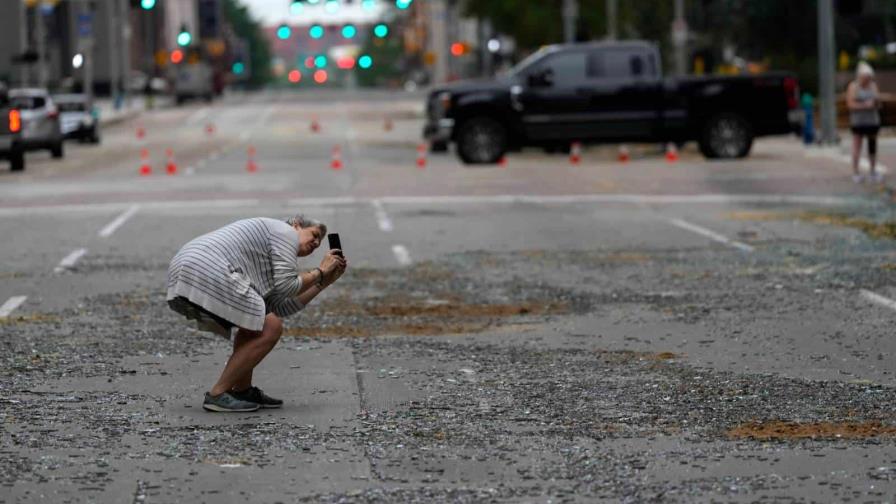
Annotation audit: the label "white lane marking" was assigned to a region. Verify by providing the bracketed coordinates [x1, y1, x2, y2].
[668, 218, 754, 252]
[392, 245, 411, 266]
[0, 296, 27, 318]
[98, 204, 140, 238]
[372, 200, 393, 232]
[860, 289, 896, 311]
[54, 248, 87, 273]
[186, 107, 210, 125]
[0, 194, 865, 217]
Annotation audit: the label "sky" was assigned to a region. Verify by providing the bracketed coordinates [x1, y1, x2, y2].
[243, 0, 388, 27]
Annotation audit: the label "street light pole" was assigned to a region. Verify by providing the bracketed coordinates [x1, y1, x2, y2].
[606, 0, 617, 41]
[817, 0, 838, 145]
[562, 0, 578, 44]
[672, 0, 687, 76]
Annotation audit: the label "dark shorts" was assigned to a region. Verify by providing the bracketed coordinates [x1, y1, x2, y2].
[168, 296, 235, 337]
[851, 125, 880, 136]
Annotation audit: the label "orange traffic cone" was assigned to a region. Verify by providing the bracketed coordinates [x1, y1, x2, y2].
[165, 148, 178, 175]
[569, 142, 582, 165]
[498, 155, 507, 167]
[138, 148, 152, 176]
[618, 144, 630, 163]
[311, 117, 321, 133]
[205, 123, 215, 135]
[136, 125, 146, 140]
[665, 143, 679, 163]
[416, 143, 427, 169]
[246, 145, 258, 173]
[330, 145, 343, 170]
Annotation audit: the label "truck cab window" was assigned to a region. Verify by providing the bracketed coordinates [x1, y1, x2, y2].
[588, 50, 653, 79]
[529, 51, 586, 87]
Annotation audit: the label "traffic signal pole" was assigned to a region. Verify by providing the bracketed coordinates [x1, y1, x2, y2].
[817, 0, 838, 145]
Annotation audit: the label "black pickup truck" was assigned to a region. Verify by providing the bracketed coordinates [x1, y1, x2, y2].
[424, 41, 802, 164]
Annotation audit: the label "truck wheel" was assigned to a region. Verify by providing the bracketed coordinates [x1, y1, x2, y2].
[10, 150, 24, 172]
[51, 139, 64, 159]
[456, 117, 507, 164]
[700, 113, 753, 159]
[90, 128, 101, 144]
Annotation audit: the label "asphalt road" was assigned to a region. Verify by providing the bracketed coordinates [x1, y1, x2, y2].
[3, 90, 896, 503]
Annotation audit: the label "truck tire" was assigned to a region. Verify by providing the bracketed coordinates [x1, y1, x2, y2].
[10, 150, 24, 172]
[699, 113, 753, 159]
[456, 116, 507, 165]
[51, 139, 64, 159]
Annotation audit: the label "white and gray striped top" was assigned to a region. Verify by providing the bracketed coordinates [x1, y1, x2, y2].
[167, 217, 305, 331]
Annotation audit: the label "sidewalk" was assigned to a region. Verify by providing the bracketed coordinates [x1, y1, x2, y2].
[94, 95, 174, 127]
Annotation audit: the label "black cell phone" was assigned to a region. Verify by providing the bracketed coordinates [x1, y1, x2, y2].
[327, 233, 343, 256]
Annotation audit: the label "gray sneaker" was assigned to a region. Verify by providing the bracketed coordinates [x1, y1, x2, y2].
[202, 391, 260, 412]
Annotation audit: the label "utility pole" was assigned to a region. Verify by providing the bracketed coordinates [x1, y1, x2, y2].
[116, 0, 131, 108]
[35, 3, 48, 88]
[817, 0, 838, 144]
[562, 0, 578, 44]
[78, 1, 95, 103]
[606, 0, 617, 40]
[428, 0, 448, 84]
[672, 0, 687, 76]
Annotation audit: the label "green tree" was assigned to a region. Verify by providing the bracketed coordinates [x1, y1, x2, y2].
[222, 0, 272, 87]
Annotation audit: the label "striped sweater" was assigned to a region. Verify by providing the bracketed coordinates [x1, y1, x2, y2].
[167, 217, 305, 331]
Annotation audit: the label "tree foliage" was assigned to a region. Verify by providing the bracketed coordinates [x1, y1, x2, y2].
[222, 0, 272, 87]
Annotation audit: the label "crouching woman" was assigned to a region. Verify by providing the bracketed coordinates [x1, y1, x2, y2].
[166, 215, 347, 412]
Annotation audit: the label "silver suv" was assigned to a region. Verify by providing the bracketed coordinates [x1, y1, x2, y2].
[9, 88, 64, 159]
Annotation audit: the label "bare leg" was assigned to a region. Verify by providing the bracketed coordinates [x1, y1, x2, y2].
[852, 134, 862, 175]
[230, 329, 255, 391]
[210, 313, 283, 396]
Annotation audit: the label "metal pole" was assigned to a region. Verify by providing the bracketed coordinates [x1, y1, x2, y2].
[672, 0, 687, 76]
[817, 0, 838, 144]
[35, 4, 48, 88]
[606, 0, 617, 40]
[562, 0, 578, 44]
[119, 0, 131, 106]
[81, 1, 94, 103]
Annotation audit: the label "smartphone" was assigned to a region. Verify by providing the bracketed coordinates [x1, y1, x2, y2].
[327, 233, 343, 256]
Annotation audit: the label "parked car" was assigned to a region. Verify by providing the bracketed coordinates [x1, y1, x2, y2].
[53, 93, 100, 143]
[0, 83, 25, 171]
[173, 61, 214, 105]
[424, 40, 803, 164]
[9, 88, 64, 159]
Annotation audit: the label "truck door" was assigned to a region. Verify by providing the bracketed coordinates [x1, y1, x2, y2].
[584, 47, 662, 140]
[515, 49, 593, 141]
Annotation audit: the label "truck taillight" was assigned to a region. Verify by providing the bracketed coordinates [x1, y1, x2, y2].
[783, 77, 799, 110]
[9, 109, 20, 133]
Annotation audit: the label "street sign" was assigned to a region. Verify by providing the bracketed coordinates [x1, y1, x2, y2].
[78, 13, 93, 38]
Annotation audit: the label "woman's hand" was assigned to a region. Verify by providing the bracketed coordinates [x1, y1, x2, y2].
[319, 250, 346, 278]
[321, 252, 347, 287]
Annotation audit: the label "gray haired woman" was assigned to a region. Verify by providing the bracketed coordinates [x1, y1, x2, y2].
[847, 61, 882, 184]
[167, 215, 347, 412]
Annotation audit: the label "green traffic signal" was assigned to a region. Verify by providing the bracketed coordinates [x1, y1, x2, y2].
[140, 0, 156, 9]
[277, 24, 292, 40]
[341, 24, 357, 39]
[309, 24, 324, 39]
[358, 55, 373, 69]
[374, 24, 388, 38]
[396, 0, 412, 9]
[232, 62, 245, 75]
[177, 31, 192, 47]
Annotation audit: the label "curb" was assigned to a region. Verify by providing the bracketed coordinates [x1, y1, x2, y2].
[99, 109, 141, 127]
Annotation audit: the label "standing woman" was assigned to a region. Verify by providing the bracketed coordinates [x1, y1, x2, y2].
[847, 61, 883, 184]
[167, 215, 347, 412]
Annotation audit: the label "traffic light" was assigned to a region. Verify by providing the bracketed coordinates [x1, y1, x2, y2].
[277, 24, 292, 40]
[288, 70, 301, 83]
[170, 49, 184, 64]
[140, 0, 156, 9]
[341, 24, 357, 39]
[309, 24, 324, 39]
[358, 55, 373, 69]
[232, 62, 245, 75]
[450, 42, 469, 57]
[290, 0, 303, 14]
[373, 23, 389, 38]
[396, 0, 412, 9]
[314, 55, 327, 68]
[177, 25, 192, 47]
[324, 0, 339, 13]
